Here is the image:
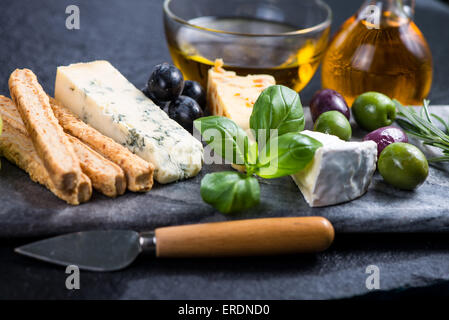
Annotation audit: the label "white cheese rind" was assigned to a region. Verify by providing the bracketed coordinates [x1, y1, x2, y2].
[55, 60, 203, 184]
[292, 131, 377, 207]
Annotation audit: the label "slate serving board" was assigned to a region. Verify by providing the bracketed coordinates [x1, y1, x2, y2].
[1, 107, 448, 238]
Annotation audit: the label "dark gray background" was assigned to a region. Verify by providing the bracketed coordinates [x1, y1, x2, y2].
[1, 0, 449, 299]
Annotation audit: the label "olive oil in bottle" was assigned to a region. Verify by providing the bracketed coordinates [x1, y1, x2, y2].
[322, 0, 433, 106]
[166, 17, 329, 92]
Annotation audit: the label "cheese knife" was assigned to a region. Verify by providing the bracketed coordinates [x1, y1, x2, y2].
[15, 217, 334, 272]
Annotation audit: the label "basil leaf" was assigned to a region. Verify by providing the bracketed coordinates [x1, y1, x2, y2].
[194, 116, 249, 165]
[200, 172, 260, 214]
[250, 85, 304, 146]
[255, 133, 322, 179]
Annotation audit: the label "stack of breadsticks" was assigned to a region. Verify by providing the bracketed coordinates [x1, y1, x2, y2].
[0, 69, 154, 204]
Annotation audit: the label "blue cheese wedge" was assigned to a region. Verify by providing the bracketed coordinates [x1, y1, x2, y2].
[55, 60, 203, 184]
[292, 131, 377, 207]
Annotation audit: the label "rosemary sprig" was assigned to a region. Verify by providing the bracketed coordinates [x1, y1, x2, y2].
[395, 99, 449, 162]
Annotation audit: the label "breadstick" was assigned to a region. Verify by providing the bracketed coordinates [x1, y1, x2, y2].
[0, 121, 91, 205]
[49, 97, 154, 192]
[9, 69, 82, 193]
[0, 96, 24, 132]
[0, 96, 126, 198]
[67, 135, 126, 197]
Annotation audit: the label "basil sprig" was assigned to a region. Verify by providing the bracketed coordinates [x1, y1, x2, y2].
[194, 85, 321, 214]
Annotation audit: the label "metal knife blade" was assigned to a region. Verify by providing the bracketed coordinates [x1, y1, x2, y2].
[15, 230, 144, 272]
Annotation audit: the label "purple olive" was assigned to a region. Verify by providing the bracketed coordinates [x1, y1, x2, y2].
[310, 89, 350, 122]
[364, 126, 409, 156]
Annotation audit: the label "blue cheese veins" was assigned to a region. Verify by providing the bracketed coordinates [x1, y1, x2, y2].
[55, 60, 203, 184]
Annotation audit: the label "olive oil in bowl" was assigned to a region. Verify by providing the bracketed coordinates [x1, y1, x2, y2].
[165, 17, 330, 92]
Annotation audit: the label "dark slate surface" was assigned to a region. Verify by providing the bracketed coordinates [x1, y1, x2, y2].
[1, 107, 449, 237]
[1, 0, 449, 299]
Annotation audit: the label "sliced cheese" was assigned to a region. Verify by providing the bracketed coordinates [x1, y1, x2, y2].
[292, 131, 377, 207]
[207, 59, 275, 131]
[55, 60, 203, 184]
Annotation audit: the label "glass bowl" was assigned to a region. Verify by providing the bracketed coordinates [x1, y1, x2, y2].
[163, 0, 332, 92]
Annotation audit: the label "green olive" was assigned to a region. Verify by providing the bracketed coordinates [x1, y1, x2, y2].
[378, 143, 429, 190]
[313, 111, 352, 141]
[352, 92, 397, 131]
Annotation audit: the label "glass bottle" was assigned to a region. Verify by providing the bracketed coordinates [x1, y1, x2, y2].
[321, 0, 433, 106]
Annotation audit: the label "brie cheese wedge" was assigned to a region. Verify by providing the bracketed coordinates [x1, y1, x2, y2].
[292, 131, 377, 207]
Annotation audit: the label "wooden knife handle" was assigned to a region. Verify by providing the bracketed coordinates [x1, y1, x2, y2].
[154, 217, 334, 258]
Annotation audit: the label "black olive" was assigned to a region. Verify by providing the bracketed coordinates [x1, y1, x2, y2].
[182, 80, 206, 110]
[168, 96, 203, 133]
[147, 63, 184, 102]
